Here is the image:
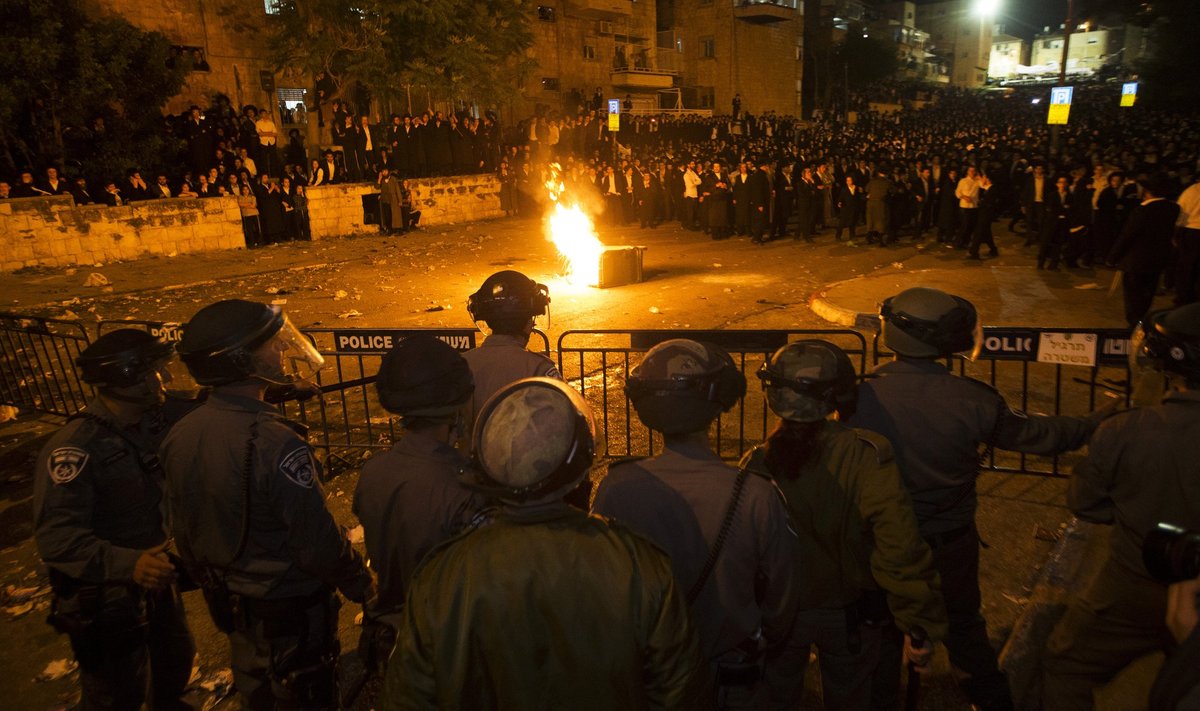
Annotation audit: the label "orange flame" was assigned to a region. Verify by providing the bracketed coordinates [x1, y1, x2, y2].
[544, 165, 603, 287]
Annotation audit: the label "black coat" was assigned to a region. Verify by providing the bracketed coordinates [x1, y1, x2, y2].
[1108, 199, 1181, 273]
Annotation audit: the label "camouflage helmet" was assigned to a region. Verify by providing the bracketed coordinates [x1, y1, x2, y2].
[1131, 303, 1200, 385]
[470, 377, 595, 503]
[758, 340, 858, 422]
[624, 339, 746, 435]
[881, 287, 979, 358]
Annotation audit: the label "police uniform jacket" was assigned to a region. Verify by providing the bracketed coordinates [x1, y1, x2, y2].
[462, 333, 560, 426]
[383, 502, 714, 710]
[160, 392, 371, 601]
[35, 398, 170, 591]
[740, 421, 947, 642]
[1067, 389, 1200, 590]
[352, 430, 483, 623]
[849, 358, 1098, 536]
[592, 439, 801, 664]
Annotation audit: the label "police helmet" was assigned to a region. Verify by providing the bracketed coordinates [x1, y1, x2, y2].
[179, 299, 324, 386]
[375, 335, 474, 417]
[467, 377, 595, 503]
[1131, 304, 1200, 386]
[758, 340, 858, 422]
[77, 329, 174, 388]
[466, 270, 550, 329]
[881, 287, 980, 359]
[625, 339, 746, 435]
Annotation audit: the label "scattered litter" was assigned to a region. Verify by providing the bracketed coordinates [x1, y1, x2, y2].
[0, 405, 17, 423]
[891, 262, 904, 269]
[82, 272, 109, 287]
[3, 584, 50, 605]
[265, 286, 281, 295]
[4, 601, 33, 617]
[188, 666, 201, 686]
[348, 525, 364, 544]
[334, 290, 349, 300]
[270, 299, 287, 306]
[425, 305, 444, 312]
[1074, 282, 1102, 290]
[355, 611, 364, 626]
[167, 251, 178, 258]
[101, 286, 113, 293]
[35, 658, 78, 682]
[59, 310, 79, 321]
[649, 306, 661, 314]
[60, 297, 81, 306]
[64, 268, 77, 276]
[196, 669, 235, 710]
[723, 288, 733, 293]
[1034, 525, 1062, 542]
[712, 263, 722, 268]
[1002, 593, 1029, 606]
[336, 310, 363, 319]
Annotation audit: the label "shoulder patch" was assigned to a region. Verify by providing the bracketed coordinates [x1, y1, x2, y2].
[853, 429, 895, 465]
[279, 446, 316, 488]
[48, 447, 89, 485]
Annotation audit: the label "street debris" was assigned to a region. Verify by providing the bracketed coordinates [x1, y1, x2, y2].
[649, 306, 661, 314]
[1034, 525, 1064, 542]
[82, 273, 109, 287]
[347, 525, 364, 544]
[0, 405, 17, 423]
[336, 310, 363, 319]
[35, 659, 78, 683]
[1074, 282, 1102, 290]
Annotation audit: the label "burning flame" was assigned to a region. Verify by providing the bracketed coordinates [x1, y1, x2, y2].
[545, 167, 604, 287]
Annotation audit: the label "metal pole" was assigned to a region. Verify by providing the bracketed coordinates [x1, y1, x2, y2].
[1050, 0, 1075, 157]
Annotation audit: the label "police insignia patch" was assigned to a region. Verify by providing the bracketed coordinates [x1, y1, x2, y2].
[280, 446, 315, 488]
[48, 447, 89, 485]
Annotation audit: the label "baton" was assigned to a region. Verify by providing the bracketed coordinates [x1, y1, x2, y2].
[904, 625, 929, 711]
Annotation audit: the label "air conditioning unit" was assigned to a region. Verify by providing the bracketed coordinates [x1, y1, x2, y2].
[597, 20, 613, 35]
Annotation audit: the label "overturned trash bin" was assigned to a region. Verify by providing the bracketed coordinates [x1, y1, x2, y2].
[596, 246, 646, 289]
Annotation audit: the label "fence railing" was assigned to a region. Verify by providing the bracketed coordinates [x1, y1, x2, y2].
[0, 313, 93, 417]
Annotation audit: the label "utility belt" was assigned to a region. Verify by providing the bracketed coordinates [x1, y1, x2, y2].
[192, 565, 333, 636]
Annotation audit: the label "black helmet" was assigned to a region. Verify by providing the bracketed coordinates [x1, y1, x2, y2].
[1132, 304, 1200, 385]
[375, 335, 474, 417]
[881, 287, 980, 358]
[178, 300, 324, 386]
[76, 329, 174, 388]
[466, 270, 550, 329]
[758, 340, 858, 422]
[625, 339, 746, 435]
[467, 378, 595, 504]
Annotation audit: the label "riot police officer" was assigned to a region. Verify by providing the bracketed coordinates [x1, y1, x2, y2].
[846, 287, 1108, 711]
[592, 339, 799, 709]
[1043, 303, 1200, 710]
[352, 335, 485, 690]
[743, 340, 946, 710]
[161, 300, 374, 710]
[383, 377, 713, 709]
[463, 270, 560, 429]
[34, 329, 195, 710]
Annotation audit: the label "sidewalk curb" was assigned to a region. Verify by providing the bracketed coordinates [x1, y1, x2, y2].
[809, 278, 877, 329]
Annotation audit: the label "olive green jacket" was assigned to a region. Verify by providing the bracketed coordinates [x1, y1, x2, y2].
[740, 421, 947, 641]
[382, 503, 715, 710]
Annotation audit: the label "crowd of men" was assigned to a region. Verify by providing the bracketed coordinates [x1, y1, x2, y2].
[31, 252, 1200, 710]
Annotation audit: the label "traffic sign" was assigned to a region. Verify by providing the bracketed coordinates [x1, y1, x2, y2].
[1047, 85, 1073, 125]
[608, 99, 620, 114]
[1120, 81, 1138, 107]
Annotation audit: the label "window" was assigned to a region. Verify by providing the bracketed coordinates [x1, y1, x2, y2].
[541, 77, 560, 91]
[263, 0, 280, 14]
[701, 37, 716, 58]
[537, 5, 555, 21]
[583, 45, 596, 60]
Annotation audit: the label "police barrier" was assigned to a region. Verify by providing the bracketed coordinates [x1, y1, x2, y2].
[556, 329, 870, 461]
[0, 312, 93, 417]
[872, 326, 1132, 477]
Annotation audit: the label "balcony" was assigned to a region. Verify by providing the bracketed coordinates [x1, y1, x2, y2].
[563, 0, 631, 20]
[611, 66, 677, 90]
[733, 0, 797, 24]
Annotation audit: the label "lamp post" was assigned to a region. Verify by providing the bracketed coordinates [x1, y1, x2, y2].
[1051, 0, 1075, 157]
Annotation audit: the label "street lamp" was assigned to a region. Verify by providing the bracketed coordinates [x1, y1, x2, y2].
[975, 0, 1000, 18]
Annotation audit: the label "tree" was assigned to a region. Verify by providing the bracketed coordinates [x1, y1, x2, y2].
[1132, 0, 1200, 109]
[0, 0, 185, 180]
[832, 32, 901, 91]
[258, 0, 535, 114]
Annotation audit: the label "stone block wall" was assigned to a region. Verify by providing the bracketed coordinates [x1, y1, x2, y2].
[0, 196, 245, 271]
[306, 173, 502, 240]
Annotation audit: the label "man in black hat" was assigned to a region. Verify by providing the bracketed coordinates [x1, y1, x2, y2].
[1107, 173, 1181, 328]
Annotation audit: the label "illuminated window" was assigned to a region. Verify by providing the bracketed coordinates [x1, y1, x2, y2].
[702, 37, 716, 58]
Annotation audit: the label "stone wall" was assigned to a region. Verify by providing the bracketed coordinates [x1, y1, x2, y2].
[0, 173, 503, 271]
[306, 173, 502, 240]
[0, 196, 245, 271]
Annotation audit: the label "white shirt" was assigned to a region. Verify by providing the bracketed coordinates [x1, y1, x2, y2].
[1032, 175, 1045, 203]
[255, 117, 277, 146]
[684, 169, 701, 198]
[956, 176, 980, 209]
[1177, 182, 1200, 229]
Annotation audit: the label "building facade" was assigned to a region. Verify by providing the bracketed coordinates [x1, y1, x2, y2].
[915, 0, 993, 87]
[1031, 25, 1125, 76]
[988, 32, 1029, 80]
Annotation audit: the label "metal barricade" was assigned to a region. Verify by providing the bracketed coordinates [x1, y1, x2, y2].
[0, 312, 93, 417]
[871, 326, 1132, 477]
[556, 329, 869, 461]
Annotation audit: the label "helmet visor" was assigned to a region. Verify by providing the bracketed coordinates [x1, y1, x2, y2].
[965, 320, 984, 362]
[252, 316, 324, 385]
[1128, 320, 1168, 405]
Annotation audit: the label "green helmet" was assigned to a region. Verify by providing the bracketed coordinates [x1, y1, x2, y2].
[881, 287, 980, 358]
[469, 378, 595, 503]
[758, 340, 858, 422]
[624, 339, 746, 435]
